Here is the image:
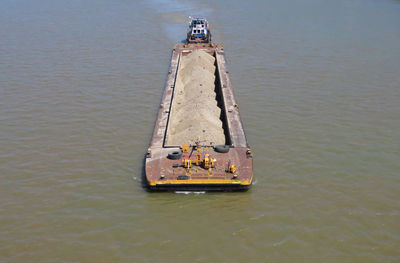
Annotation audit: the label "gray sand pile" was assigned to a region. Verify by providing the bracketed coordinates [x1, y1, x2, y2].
[166, 50, 225, 146]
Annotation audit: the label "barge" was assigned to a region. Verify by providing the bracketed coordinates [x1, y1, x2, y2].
[145, 19, 253, 191]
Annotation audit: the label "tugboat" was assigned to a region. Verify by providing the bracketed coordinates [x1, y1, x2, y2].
[186, 18, 211, 43]
[145, 18, 253, 191]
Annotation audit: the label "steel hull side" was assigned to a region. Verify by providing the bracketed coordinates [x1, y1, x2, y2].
[147, 183, 251, 192]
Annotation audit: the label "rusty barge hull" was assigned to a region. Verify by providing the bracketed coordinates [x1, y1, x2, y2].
[145, 43, 253, 191]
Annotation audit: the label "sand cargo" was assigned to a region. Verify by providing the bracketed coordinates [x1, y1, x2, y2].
[145, 19, 253, 191]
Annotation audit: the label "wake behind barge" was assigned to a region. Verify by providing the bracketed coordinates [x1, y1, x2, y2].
[145, 19, 253, 191]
